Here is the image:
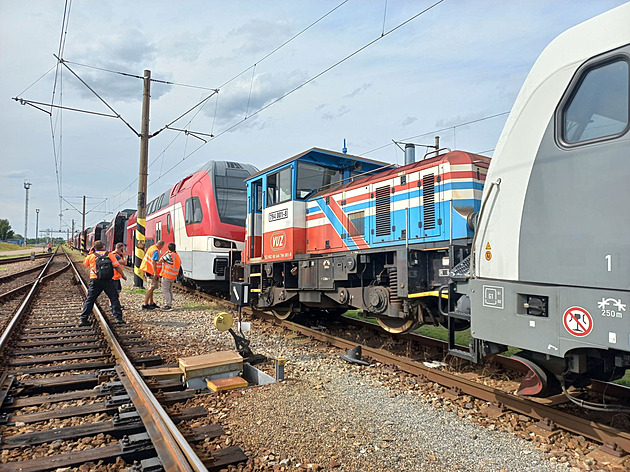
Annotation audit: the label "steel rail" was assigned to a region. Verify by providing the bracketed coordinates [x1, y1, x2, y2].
[0, 262, 47, 284]
[63, 249, 208, 472]
[0, 253, 50, 265]
[281, 319, 630, 453]
[0, 252, 60, 354]
[341, 315, 630, 402]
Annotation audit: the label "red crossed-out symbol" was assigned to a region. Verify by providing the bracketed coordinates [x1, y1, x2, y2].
[563, 306, 593, 337]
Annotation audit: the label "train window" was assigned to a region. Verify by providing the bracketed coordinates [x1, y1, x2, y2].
[215, 171, 250, 226]
[267, 167, 292, 206]
[185, 196, 203, 225]
[297, 161, 343, 199]
[167, 214, 171, 234]
[562, 58, 629, 144]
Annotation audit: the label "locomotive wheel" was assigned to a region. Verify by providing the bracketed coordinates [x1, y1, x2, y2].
[376, 317, 419, 335]
[512, 354, 562, 397]
[272, 305, 296, 321]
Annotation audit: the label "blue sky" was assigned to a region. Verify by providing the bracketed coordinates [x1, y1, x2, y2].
[0, 0, 625, 238]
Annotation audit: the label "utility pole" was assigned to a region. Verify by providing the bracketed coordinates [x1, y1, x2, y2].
[71, 219, 75, 245]
[23, 181, 31, 246]
[81, 196, 86, 252]
[35, 209, 40, 245]
[134, 69, 151, 287]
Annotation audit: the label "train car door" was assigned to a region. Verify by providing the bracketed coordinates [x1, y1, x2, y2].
[249, 179, 263, 260]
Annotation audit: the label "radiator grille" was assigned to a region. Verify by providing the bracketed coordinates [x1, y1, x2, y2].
[423, 174, 435, 230]
[375, 186, 391, 237]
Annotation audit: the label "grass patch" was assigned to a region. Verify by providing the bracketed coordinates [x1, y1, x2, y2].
[126, 288, 147, 294]
[614, 370, 630, 387]
[344, 309, 522, 357]
[0, 242, 31, 251]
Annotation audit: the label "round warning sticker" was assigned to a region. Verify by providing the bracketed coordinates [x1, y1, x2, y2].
[563, 306, 593, 337]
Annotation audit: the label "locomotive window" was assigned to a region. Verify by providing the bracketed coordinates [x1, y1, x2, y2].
[214, 172, 249, 226]
[267, 167, 292, 206]
[562, 58, 629, 144]
[297, 161, 343, 199]
[185, 196, 203, 225]
[167, 214, 171, 234]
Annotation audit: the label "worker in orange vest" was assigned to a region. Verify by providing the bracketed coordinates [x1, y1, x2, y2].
[79, 240, 127, 325]
[111, 242, 126, 312]
[159, 242, 181, 311]
[140, 240, 164, 310]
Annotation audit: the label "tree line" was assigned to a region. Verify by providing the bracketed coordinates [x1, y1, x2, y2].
[0, 219, 18, 240]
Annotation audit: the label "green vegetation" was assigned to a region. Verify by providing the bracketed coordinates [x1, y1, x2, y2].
[126, 288, 147, 294]
[615, 370, 630, 387]
[0, 242, 30, 251]
[0, 219, 15, 241]
[345, 310, 520, 356]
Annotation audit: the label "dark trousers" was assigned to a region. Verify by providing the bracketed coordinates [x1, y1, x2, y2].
[80, 279, 123, 321]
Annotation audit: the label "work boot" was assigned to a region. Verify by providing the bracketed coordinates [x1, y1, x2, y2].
[115, 318, 125, 324]
[79, 319, 90, 326]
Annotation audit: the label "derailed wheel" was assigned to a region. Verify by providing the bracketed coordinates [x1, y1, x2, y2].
[376, 317, 419, 335]
[272, 305, 296, 321]
[512, 354, 562, 397]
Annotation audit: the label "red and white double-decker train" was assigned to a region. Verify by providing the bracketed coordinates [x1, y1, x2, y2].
[124, 160, 258, 289]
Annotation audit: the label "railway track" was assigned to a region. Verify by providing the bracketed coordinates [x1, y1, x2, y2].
[0, 253, 50, 266]
[177, 283, 630, 464]
[0, 249, 247, 471]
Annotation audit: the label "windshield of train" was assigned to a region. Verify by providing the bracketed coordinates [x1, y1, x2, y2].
[296, 161, 345, 199]
[214, 169, 250, 226]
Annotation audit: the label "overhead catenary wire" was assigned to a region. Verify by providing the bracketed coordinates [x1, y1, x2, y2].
[139, 0, 447, 193]
[44, 1, 446, 226]
[361, 110, 510, 156]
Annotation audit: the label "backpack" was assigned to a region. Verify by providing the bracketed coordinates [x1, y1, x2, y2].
[95, 252, 114, 280]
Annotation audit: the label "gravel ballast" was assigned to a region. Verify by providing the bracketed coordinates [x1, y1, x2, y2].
[69, 256, 617, 472]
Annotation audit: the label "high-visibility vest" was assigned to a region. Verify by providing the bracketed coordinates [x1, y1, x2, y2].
[159, 251, 181, 280]
[112, 252, 125, 280]
[140, 244, 162, 275]
[83, 250, 119, 279]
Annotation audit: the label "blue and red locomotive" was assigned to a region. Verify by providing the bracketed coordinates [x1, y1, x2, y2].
[242, 147, 489, 334]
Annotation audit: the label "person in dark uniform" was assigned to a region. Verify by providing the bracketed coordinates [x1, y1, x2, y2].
[79, 240, 127, 325]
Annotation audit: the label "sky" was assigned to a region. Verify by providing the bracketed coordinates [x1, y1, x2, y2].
[0, 0, 626, 239]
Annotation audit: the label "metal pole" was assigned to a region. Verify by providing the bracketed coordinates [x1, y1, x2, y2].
[23, 181, 31, 245]
[82, 196, 86, 252]
[35, 209, 39, 245]
[134, 69, 151, 287]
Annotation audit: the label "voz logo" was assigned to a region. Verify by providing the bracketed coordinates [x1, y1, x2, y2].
[270, 231, 287, 251]
[269, 209, 288, 222]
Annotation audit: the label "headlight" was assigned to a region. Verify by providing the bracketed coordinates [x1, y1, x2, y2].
[214, 238, 232, 248]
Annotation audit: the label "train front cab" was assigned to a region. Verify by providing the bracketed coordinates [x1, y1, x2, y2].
[453, 6, 630, 397]
[243, 148, 386, 317]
